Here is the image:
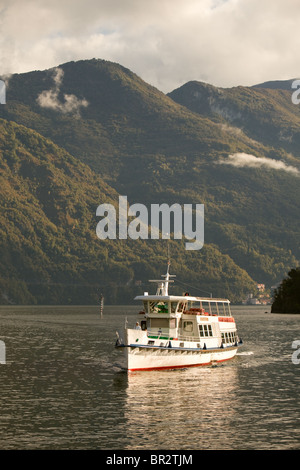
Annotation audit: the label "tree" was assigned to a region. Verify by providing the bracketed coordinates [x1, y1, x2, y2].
[271, 268, 300, 313]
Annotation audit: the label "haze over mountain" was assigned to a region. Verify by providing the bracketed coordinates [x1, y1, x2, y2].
[0, 59, 299, 304]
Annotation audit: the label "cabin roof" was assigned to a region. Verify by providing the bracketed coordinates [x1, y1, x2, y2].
[134, 295, 230, 302]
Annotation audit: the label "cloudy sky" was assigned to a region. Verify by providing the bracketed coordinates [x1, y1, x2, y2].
[1, 0, 300, 92]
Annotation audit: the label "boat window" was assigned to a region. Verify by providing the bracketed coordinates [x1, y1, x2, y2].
[221, 331, 236, 343]
[171, 302, 178, 313]
[183, 321, 193, 333]
[201, 301, 210, 315]
[229, 332, 236, 342]
[210, 303, 218, 316]
[224, 302, 231, 316]
[149, 301, 158, 312]
[157, 302, 168, 313]
[143, 301, 149, 313]
[199, 324, 213, 337]
[149, 301, 168, 313]
[177, 302, 186, 313]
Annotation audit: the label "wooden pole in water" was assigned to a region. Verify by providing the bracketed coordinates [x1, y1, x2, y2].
[100, 294, 104, 317]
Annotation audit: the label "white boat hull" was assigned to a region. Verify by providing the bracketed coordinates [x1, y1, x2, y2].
[122, 344, 237, 371]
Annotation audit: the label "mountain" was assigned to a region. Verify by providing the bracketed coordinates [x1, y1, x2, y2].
[167, 80, 300, 157]
[252, 79, 298, 91]
[0, 118, 256, 304]
[0, 59, 299, 304]
[2, 59, 269, 178]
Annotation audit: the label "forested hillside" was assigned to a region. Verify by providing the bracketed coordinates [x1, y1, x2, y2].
[0, 119, 256, 304]
[0, 59, 299, 304]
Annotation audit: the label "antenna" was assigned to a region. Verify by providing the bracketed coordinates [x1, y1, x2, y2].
[149, 266, 175, 296]
[149, 244, 176, 296]
[160, 248, 176, 295]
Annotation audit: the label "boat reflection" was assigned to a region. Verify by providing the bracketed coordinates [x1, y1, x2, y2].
[122, 363, 240, 450]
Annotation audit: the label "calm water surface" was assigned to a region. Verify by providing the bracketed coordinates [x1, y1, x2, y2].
[0, 305, 299, 450]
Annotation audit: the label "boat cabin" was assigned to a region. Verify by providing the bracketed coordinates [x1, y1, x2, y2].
[135, 294, 234, 344]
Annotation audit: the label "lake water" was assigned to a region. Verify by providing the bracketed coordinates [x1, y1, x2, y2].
[0, 305, 299, 451]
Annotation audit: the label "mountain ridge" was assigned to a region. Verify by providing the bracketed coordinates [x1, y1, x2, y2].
[168, 79, 300, 158]
[0, 59, 299, 304]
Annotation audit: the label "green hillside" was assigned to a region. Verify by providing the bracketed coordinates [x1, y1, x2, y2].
[0, 59, 299, 303]
[0, 118, 257, 304]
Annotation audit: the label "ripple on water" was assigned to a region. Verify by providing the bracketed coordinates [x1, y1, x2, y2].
[0, 306, 299, 450]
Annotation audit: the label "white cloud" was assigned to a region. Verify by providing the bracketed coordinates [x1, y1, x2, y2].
[218, 153, 300, 176]
[36, 67, 88, 114]
[1, 0, 300, 92]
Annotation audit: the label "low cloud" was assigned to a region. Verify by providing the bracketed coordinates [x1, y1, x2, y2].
[1, 1, 300, 93]
[218, 152, 300, 176]
[37, 67, 88, 114]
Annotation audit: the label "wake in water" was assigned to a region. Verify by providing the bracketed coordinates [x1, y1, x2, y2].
[236, 351, 254, 356]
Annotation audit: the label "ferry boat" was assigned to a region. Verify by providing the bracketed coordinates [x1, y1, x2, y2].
[115, 262, 242, 371]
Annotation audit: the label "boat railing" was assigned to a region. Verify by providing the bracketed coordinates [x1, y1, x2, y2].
[147, 329, 172, 339]
[177, 334, 200, 342]
[147, 329, 200, 342]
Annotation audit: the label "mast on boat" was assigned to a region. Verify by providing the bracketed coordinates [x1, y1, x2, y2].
[149, 257, 176, 296]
